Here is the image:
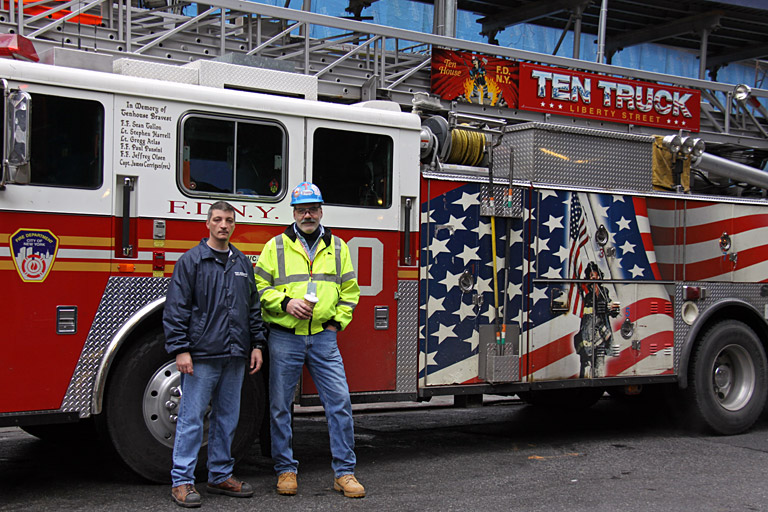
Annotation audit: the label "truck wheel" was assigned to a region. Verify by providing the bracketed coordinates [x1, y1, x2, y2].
[101, 328, 265, 483]
[686, 320, 767, 435]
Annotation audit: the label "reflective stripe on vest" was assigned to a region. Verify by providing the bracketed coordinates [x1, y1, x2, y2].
[272, 233, 347, 286]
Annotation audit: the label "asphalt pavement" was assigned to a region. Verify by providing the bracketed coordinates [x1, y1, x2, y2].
[1, 395, 767, 512]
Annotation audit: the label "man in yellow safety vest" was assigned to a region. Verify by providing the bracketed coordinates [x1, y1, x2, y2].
[254, 181, 364, 499]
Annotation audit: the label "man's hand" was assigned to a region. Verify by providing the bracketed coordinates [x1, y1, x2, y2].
[176, 352, 194, 375]
[249, 348, 263, 374]
[286, 298, 313, 320]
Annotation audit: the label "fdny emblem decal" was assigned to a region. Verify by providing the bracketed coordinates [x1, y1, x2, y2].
[10, 229, 59, 283]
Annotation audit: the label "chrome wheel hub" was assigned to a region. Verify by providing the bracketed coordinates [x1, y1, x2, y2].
[712, 344, 755, 412]
[143, 361, 209, 447]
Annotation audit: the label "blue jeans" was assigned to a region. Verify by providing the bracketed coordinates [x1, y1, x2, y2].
[269, 328, 356, 477]
[171, 356, 246, 486]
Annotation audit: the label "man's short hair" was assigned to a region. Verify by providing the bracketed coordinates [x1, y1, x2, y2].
[207, 201, 235, 221]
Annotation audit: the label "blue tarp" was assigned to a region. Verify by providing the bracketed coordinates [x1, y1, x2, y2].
[251, 0, 761, 89]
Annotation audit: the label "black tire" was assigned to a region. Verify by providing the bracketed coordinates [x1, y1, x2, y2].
[100, 328, 265, 483]
[686, 320, 768, 435]
[517, 387, 605, 410]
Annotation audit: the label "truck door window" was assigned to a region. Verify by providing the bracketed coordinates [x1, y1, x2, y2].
[180, 114, 285, 199]
[313, 128, 393, 208]
[28, 93, 104, 188]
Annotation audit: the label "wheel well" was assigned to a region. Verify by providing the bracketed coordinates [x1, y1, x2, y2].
[93, 306, 167, 415]
[109, 309, 165, 372]
[679, 303, 768, 389]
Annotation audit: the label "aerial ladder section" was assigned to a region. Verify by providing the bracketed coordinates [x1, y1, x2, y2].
[1, 0, 767, 160]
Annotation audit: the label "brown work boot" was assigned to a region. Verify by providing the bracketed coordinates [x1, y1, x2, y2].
[334, 474, 365, 498]
[171, 484, 201, 508]
[206, 475, 254, 497]
[276, 471, 298, 495]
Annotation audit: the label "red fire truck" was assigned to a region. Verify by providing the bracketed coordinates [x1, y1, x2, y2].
[1, 2, 768, 482]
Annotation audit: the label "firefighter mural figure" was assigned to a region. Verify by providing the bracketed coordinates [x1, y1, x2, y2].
[573, 262, 620, 378]
[467, 56, 488, 105]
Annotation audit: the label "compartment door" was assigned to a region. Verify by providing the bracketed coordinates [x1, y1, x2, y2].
[304, 118, 418, 393]
[1, 86, 113, 413]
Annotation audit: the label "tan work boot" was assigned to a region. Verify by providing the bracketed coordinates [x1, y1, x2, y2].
[333, 474, 365, 498]
[276, 472, 298, 495]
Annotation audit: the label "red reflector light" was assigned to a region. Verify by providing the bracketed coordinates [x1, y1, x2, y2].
[684, 286, 701, 300]
[0, 34, 39, 62]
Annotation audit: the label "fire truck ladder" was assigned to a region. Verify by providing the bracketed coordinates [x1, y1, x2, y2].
[2, 0, 767, 159]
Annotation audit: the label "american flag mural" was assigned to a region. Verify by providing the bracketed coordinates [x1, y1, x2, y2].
[646, 198, 768, 282]
[529, 189, 674, 379]
[567, 192, 589, 316]
[419, 179, 676, 386]
[419, 180, 524, 386]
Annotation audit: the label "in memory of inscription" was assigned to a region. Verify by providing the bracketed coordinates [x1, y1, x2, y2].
[118, 100, 173, 171]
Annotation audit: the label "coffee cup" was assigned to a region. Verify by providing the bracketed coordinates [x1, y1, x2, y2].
[303, 293, 318, 310]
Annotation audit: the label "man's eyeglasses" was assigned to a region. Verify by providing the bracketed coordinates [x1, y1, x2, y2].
[294, 206, 320, 215]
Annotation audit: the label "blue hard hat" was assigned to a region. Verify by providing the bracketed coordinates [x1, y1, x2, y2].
[290, 182, 324, 205]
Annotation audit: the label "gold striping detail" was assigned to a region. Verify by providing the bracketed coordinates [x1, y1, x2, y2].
[58, 236, 113, 247]
[53, 262, 112, 272]
[137, 239, 264, 252]
[138, 239, 197, 250]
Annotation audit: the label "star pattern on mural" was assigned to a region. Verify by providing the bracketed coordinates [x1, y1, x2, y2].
[420, 183, 523, 381]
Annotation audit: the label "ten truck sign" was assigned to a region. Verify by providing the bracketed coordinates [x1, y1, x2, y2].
[518, 62, 701, 131]
[430, 49, 701, 132]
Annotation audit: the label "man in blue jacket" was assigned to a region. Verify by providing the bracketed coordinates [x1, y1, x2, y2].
[163, 201, 267, 508]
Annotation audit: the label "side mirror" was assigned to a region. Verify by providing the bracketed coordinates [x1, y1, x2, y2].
[4, 89, 32, 184]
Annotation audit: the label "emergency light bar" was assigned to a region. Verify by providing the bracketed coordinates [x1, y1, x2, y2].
[0, 34, 39, 62]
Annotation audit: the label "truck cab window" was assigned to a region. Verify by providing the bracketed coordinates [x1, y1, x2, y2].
[313, 128, 393, 208]
[180, 115, 285, 198]
[29, 94, 104, 188]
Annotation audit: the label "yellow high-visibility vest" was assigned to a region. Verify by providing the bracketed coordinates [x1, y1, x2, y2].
[254, 227, 360, 335]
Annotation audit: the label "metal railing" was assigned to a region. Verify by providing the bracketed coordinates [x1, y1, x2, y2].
[1, 0, 767, 151]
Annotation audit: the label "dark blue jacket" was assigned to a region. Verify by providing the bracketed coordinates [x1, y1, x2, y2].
[163, 239, 267, 359]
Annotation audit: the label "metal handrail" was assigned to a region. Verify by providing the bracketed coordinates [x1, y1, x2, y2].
[0, 0, 766, 146]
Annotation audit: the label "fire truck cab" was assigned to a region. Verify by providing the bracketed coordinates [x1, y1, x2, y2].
[0, 51, 421, 480]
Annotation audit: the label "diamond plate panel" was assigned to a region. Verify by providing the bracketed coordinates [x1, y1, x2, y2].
[396, 280, 418, 393]
[114, 58, 198, 84]
[61, 277, 170, 416]
[478, 325, 520, 383]
[480, 184, 522, 218]
[499, 122, 654, 191]
[422, 168, 505, 183]
[185, 60, 319, 100]
[674, 282, 768, 373]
